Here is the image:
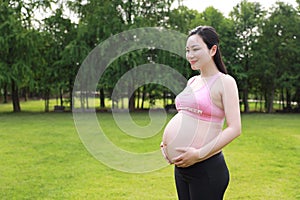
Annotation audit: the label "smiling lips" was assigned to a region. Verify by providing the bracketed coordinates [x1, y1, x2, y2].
[190, 61, 197, 65]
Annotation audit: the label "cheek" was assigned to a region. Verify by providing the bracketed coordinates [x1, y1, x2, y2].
[195, 50, 205, 58]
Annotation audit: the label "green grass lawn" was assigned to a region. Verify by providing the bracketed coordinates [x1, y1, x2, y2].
[0, 111, 299, 199]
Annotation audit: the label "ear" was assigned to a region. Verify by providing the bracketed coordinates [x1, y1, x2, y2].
[210, 45, 217, 57]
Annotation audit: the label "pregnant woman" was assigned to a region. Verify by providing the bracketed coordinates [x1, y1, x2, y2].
[161, 26, 241, 200]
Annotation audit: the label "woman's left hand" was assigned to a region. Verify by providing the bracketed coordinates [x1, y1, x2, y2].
[173, 147, 200, 168]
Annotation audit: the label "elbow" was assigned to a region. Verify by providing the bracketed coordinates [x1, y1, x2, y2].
[236, 124, 242, 137]
[230, 123, 241, 138]
[234, 117, 242, 137]
[225, 109, 242, 138]
[226, 117, 242, 138]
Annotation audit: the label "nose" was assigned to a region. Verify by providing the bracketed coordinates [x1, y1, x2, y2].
[186, 51, 194, 60]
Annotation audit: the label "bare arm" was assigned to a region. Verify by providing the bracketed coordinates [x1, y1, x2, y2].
[173, 75, 241, 167]
[198, 75, 241, 159]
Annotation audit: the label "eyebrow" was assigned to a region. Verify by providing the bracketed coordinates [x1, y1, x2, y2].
[186, 45, 201, 49]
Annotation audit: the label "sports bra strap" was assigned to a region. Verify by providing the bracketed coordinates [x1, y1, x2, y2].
[187, 76, 197, 86]
[207, 72, 221, 88]
[187, 72, 221, 87]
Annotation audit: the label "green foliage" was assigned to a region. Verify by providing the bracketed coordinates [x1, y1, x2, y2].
[0, 0, 299, 113]
[168, 5, 198, 32]
[253, 2, 299, 112]
[229, 0, 267, 112]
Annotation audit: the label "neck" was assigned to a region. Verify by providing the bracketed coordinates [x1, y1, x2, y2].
[199, 63, 219, 78]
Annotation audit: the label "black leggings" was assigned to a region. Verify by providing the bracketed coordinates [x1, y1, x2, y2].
[174, 152, 229, 200]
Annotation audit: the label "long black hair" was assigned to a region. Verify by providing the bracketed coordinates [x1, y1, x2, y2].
[188, 26, 227, 74]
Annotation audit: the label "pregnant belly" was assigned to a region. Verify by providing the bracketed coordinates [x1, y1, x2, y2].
[162, 112, 222, 162]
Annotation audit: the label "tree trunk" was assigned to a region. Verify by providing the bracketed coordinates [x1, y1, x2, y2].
[11, 80, 21, 112]
[22, 88, 27, 102]
[44, 89, 50, 112]
[99, 87, 105, 108]
[69, 78, 73, 110]
[286, 88, 292, 111]
[243, 87, 249, 113]
[3, 83, 8, 103]
[85, 91, 89, 109]
[44, 99, 49, 112]
[60, 87, 64, 106]
[254, 95, 258, 111]
[163, 91, 167, 107]
[267, 85, 275, 113]
[141, 85, 146, 109]
[280, 88, 285, 110]
[259, 94, 263, 112]
[128, 73, 135, 111]
[129, 92, 135, 112]
[295, 87, 300, 110]
[136, 87, 140, 109]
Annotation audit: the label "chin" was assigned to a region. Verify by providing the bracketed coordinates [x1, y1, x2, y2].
[191, 65, 200, 70]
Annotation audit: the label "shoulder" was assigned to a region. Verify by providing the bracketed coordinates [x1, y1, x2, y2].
[219, 73, 237, 87]
[214, 73, 239, 95]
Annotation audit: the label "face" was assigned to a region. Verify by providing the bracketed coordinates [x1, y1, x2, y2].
[186, 34, 216, 70]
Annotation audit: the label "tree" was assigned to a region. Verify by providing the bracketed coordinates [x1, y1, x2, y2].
[41, 6, 79, 111]
[256, 2, 299, 112]
[0, 2, 36, 112]
[229, 0, 266, 112]
[0, 0, 55, 112]
[116, 0, 175, 111]
[67, 0, 124, 110]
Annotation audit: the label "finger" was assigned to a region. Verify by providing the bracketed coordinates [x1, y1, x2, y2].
[174, 161, 182, 167]
[175, 147, 187, 153]
[175, 162, 187, 168]
[174, 157, 185, 164]
[172, 155, 183, 163]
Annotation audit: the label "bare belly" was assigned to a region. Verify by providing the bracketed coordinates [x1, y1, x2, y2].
[162, 112, 223, 162]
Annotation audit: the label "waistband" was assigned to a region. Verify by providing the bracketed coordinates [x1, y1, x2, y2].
[175, 152, 224, 170]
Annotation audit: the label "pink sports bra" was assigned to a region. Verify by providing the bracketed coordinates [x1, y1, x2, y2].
[175, 72, 225, 123]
